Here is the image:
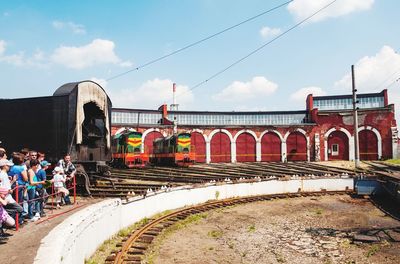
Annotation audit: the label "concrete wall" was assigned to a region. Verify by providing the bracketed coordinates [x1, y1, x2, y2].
[34, 178, 353, 264]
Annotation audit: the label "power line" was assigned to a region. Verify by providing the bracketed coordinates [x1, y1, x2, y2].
[172, 0, 338, 102]
[105, 0, 293, 81]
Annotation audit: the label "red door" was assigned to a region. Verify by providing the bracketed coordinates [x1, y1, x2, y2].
[359, 130, 378, 160]
[286, 132, 307, 161]
[144, 131, 163, 155]
[236, 132, 256, 162]
[210, 132, 231, 163]
[261, 132, 281, 162]
[191, 132, 206, 163]
[327, 130, 349, 160]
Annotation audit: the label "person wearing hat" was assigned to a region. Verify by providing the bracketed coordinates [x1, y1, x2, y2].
[52, 167, 69, 209]
[0, 159, 23, 225]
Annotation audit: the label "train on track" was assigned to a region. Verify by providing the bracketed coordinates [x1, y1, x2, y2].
[111, 130, 149, 168]
[110, 131, 196, 168]
[151, 132, 195, 166]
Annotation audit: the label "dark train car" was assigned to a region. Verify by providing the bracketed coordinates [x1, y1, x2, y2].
[111, 130, 149, 168]
[151, 132, 195, 166]
[0, 80, 112, 174]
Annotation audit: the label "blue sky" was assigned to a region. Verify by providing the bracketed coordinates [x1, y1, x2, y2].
[1, 0, 400, 120]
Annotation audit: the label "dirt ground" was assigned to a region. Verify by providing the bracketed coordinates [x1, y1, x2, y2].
[0, 197, 101, 264]
[145, 195, 400, 264]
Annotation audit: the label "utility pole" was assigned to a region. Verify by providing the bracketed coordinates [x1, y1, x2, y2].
[352, 65, 360, 168]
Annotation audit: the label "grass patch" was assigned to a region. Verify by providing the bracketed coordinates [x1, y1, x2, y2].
[247, 224, 256, 232]
[366, 244, 380, 258]
[272, 250, 286, 263]
[208, 229, 223, 238]
[315, 208, 324, 215]
[384, 159, 400, 165]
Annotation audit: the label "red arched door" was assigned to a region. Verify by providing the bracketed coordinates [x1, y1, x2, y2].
[327, 130, 349, 160]
[236, 132, 256, 162]
[191, 132, 206, 163]
[261, 132, 281, 162]
[144, 131, 163, 155]
[210, 132, 231, 163]
[359, 130, 378, 160]
[286, 131, 307, 161]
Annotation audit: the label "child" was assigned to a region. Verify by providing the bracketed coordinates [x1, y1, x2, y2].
[52, 167, 69, 209]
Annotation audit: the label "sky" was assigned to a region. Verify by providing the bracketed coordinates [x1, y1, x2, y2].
[1, 0, 400, 121]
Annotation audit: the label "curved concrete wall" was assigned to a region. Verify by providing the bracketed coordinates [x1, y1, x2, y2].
[34, 178, 353, 264]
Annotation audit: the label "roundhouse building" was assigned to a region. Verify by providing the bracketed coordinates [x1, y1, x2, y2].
[111, 89, 398, 163]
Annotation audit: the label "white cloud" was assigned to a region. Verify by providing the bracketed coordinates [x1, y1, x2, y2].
[333, 45, 400, 123]
[212, 76, 277, 102]
[108, 78, 194, 109]
[287, 0, 374, 23]
[334, 46, 400, 92]
[290, 86, 326, 101]
[0, 40, 47, 67]
[90, 78, 108, 88]
[259, 26, 281, 39]
[52, 20, 86, 34]
[51, 39, 132, 69]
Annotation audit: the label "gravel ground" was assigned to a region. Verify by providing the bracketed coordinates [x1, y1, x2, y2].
[145, 195, 400, 264]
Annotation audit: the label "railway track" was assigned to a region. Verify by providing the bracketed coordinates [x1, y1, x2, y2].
[90, 162, 358, 198]
[105, 190, 351, 264]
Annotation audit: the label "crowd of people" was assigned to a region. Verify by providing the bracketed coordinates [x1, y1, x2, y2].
[0, 148, 76, 241]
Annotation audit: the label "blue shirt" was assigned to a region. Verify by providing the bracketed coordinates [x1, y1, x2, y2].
[36, 169, 47, 189]
[8, 165, 27, 185]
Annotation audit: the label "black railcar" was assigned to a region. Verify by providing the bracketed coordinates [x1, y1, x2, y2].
[0, 80, 112, 176]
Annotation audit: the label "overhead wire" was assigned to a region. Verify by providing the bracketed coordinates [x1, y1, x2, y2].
[171, 0, 339, 103]
[105, 0, 294, 81]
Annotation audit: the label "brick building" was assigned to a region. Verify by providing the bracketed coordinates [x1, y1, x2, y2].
[111, 90, 398, 163]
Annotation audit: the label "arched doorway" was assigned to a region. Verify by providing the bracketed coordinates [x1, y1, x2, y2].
[210, 132, 231, 163]
[359, 130, 378, 160]
[261, 132, 281, 162]
[191, 132, 206, 163]
[286, 131, 307, 161]
[327, 130, 349, 160]
[144, 131, 163, 155]
[236, 132, 256, 162]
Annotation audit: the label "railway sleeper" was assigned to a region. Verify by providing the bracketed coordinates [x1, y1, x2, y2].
[143, 230, 160, 236]
[105, 254, 116, 261]
[137, 235, 155, 243]
[124, 255, 143, 261]
[128, 249, 145, 255]
[131, 244, 148, 250]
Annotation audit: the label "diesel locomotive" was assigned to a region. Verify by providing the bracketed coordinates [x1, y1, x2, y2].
[151, 132, 195, 166]
[111, 130, 149, 168]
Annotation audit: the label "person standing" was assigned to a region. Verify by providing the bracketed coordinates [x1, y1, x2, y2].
[57, 154, 76, 205]
[36, 160, 50, 217]
[26, 160, 45, 221]
[52, 167, 69, 209]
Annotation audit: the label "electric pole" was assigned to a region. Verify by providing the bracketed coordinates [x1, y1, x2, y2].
[352, 65, 360, 168]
